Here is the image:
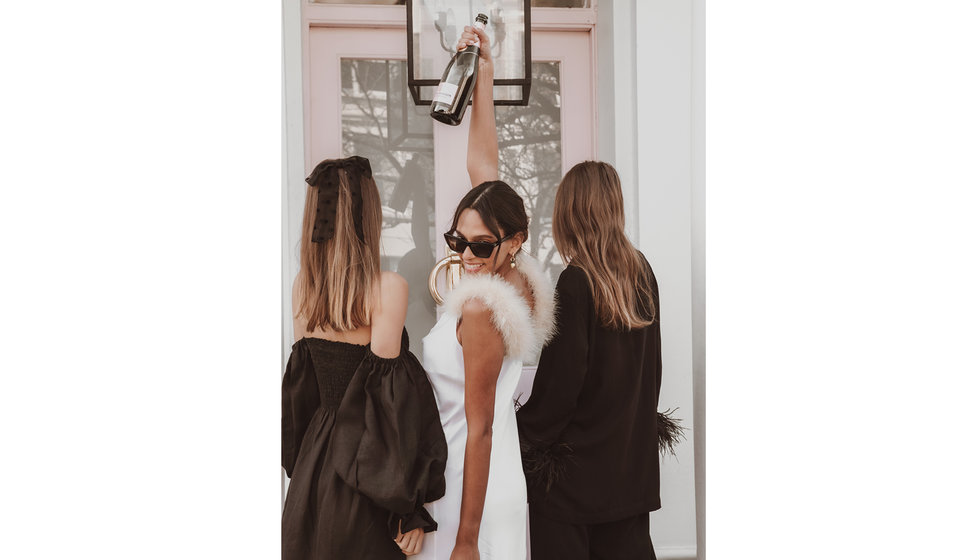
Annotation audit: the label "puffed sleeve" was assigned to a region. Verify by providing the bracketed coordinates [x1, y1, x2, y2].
[281, 340, 319, 478]
[326, 330, 448, 536]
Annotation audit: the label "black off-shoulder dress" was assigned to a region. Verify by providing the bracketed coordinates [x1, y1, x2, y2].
[281, 330, 447, 560]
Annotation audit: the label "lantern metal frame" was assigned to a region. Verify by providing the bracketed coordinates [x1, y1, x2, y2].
[405, 0, 532, 107]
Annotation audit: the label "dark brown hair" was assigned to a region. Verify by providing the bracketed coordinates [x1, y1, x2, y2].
[449, 180, 529, 243]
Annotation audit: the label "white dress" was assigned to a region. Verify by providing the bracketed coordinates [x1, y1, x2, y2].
[418, 254, 555, 560]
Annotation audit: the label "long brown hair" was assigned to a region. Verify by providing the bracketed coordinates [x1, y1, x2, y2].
[553, 161, 655, 330]
[297, 158, 383, 332]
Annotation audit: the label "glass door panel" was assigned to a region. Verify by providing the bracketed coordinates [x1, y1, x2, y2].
[307, 26, 594, 360]
[497, 61, 564, 284]
[340, 58, 437, 355]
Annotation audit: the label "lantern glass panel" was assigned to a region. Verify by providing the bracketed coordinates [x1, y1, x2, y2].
[410, 0, 529, 103]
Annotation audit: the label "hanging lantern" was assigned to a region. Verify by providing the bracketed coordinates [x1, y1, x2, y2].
[406, 0, 532, 106]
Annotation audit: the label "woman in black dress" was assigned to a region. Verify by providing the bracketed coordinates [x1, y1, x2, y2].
[281, 156, 448, 559]
[517, 161, 677, 560]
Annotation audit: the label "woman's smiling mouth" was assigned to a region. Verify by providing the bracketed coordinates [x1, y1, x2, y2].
[463, 261, 486, 273]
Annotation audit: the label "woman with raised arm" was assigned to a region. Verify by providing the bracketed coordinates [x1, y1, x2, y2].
[281, 156, 448, 559]
[416, 24, 555, 560]
[517, 160, 679, 560]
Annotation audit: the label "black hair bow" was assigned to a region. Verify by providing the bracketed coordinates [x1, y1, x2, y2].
[305, 156, 373, 243]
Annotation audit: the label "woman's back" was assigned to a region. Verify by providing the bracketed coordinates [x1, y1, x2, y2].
[419, 310, 526, 560]
[283, 156, 446, 559]
[291, 270, 405, 349]
[418, 253, 554, 560]
[518, 256, 663, 525]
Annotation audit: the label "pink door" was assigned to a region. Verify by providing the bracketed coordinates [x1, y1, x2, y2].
[304, 9, 595, 387]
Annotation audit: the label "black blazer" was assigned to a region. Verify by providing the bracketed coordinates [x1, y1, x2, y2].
[517, 258, 662, 524]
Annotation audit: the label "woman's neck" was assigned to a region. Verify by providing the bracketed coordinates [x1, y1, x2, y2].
[497, 260, 535, 313]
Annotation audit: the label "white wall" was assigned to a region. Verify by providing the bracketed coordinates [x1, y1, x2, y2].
[692, 0, 706, 558]
[282, 0, 304, 358]
[281, 0, 304, 500]
[617, 1, 700, 558]
[596, 0, 638, 240]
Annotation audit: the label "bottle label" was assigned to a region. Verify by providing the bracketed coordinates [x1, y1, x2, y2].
[432, 81, 458, 105]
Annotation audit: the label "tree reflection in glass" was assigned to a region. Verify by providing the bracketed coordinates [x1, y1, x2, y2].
[339, 60, 566, 356]
[496, 62, 565, 287]
[341, 59, 436, 355]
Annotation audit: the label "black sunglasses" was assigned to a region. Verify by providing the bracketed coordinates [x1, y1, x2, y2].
[444, 232, 514, 259]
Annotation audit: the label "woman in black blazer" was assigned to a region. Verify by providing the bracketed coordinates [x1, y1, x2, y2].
[518, 161, 677, 560]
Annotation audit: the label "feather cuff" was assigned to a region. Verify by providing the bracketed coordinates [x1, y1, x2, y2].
[658, 408, 686, 458]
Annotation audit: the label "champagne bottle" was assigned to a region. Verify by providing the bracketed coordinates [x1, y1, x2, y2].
[430, 13, 489, 126]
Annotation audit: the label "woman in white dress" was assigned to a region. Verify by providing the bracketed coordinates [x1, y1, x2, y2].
[417, 24, 555, 560]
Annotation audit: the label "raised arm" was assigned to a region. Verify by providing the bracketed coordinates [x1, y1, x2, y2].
[457, 25, 498, 186]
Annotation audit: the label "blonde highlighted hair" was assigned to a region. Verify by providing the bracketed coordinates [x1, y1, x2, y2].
[553, 161, 655, 330]
[297, 158, 383, 333]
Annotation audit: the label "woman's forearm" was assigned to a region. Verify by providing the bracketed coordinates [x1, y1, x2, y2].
[467, 61, 498, 185]
[455, 426, 492, 545]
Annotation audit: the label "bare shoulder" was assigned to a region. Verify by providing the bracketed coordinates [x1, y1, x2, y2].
[458, 297, 497, 338]
[380, 270, 408, 293]
[460, 297, 492, 321]
[457, 295, 504, 353]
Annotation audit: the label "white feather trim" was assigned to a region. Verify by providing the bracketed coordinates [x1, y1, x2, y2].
[444, 253, 557, 362]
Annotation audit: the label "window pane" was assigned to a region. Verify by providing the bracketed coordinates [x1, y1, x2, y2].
[341, 59, 437, 355]
[496, 61, 564, 291]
